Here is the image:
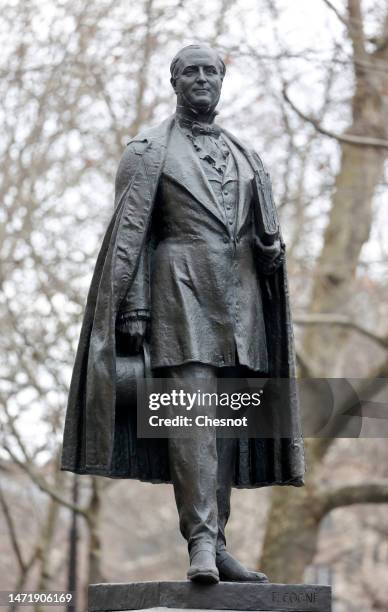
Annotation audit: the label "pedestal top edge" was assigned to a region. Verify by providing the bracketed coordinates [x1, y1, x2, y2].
[90, 582, 330, 589]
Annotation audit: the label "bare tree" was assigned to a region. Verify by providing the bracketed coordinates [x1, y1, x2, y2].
[0, 0, 244, 604]
[260, 0, 388, 584]
[1, 0, 387, 607]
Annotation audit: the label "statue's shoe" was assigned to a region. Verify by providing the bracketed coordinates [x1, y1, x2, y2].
[187, 549, 220, 584]
[216, 550, 269, 582]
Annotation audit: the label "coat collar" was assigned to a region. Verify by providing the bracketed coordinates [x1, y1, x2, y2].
[131, 116, 261, 231]
[163, 121, 228, 224]
[133, 115, 256, 167]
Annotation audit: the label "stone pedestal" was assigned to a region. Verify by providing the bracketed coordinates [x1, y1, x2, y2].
[89, 581, 332, 612]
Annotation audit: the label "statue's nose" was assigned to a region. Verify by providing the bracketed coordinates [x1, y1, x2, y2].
[196, 68, 207, 83]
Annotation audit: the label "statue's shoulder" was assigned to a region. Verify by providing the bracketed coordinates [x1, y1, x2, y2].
[115, 117, 174, 199]
[125, 116, 174, 156]
[114, 139, 149, 198]
[249, 148, 269, 173]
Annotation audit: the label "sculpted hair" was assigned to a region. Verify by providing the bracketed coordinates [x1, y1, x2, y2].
[170, 45, 226, 80]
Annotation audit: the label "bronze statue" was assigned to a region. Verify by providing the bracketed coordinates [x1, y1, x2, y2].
[61, 44, 305, 585]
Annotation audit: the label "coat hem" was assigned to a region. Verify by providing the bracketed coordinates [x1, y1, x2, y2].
[151, 356, 267, 372]
[60, 464, 304, 488]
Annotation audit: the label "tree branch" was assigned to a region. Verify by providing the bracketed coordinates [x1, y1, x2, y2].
[0, 483, 26, 572]
[3, 444, 87, 518]
[322, 481, 388, 515]
[321, 0, 349, 27]
[283, 86, 388, 149]
[294, 312, 388, 349]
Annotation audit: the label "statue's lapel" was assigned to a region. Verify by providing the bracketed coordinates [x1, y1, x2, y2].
[163, 125, 227, 225]
[223, 133, 254, 232]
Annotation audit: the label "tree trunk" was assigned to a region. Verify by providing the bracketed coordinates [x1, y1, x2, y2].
[67, 475, 79, 612]
[302, 0, 388, 375]
[261, 438, 329, 581]
[260, 0, 388, 580]
[33, 466, 64, 612]
[261, 483, 323, 582]
[86, 477, 104, 585]
[302, 142, 385, 376]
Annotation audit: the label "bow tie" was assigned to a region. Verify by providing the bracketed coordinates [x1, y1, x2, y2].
[191, 122, 221, 138]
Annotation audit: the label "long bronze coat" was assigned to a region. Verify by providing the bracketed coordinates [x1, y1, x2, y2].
[145, 124, 269, 371]
[61, 116, 305, 487]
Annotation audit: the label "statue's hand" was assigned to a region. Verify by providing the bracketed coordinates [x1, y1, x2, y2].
[254, 237, 285, 274]
[116, 310, 150, 353]
[258, 239, 281, 261]
[127, 318, 149, 353]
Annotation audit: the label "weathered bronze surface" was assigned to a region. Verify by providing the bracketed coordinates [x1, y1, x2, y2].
[88, 581, 332, 612]
[62, 45, 305, 583]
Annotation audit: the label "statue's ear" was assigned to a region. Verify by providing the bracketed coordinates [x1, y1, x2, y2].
[170, 76, 177, 92]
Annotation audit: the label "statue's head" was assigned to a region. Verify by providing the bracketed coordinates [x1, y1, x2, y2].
[170, 44, 226, 116]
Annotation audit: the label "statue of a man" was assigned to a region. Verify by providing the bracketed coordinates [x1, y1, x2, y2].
[62, 44, 305, 585]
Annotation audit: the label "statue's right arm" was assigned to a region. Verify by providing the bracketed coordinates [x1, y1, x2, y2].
[116, 242, 150, 351]
[114, 142, 151, 352]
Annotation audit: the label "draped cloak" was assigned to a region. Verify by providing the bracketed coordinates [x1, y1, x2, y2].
[61, 116, 305, 487]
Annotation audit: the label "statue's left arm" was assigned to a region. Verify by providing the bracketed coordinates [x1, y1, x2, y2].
[249, 149, 285, 274]
[254, 233, 285, 275]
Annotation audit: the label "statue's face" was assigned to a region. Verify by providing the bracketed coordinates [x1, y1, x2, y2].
[172, 47, 223, 114]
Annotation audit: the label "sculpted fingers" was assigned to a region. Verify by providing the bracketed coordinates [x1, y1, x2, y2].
[127, 319, 148, 353]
